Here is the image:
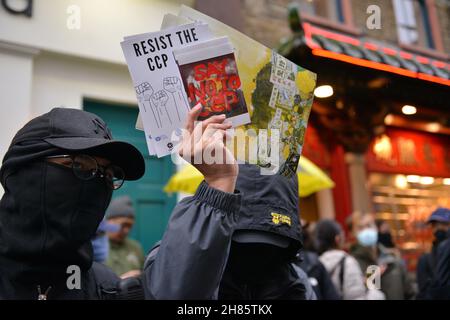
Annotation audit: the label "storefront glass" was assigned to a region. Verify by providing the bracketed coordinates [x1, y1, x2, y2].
[367, 127, 450, 272]
[369, 172, 449, 271]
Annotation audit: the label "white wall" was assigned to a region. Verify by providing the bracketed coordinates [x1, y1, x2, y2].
[0, 0, 189, 64]
[0, 44, 36, 159]
[32, 52, 137, 115]
[0, 0, 194, 195]
[0, 47, 141, 195]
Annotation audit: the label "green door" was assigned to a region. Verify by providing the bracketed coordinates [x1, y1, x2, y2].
[84, 100, 177, 253]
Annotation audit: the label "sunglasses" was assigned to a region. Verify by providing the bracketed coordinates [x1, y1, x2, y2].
[46, 154, 125, 190]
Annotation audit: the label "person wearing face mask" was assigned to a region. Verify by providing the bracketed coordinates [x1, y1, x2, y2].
[91, 220, 120, 264]
[0, 105, 241, 299]
[376, 220, 395, 249]
[416, 207, 450, 299]
[218, 164, 315, 300]
[315, 219, 384, 300]
[104, 196, 145, 279]
[350, 213, 415, 300]
[145, 163, 317, 300]
[376, 220, 403, 261]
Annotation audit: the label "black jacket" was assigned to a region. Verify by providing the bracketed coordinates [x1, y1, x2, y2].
[416, 245, 439, 299]
[146, 245, 316, 300]
[217, 164, 310, 299]
[429, 236, 450, 299]
[0, 108, 241, 300]
[0, 180, 241, 300]
[145, 164, 313, 300]
[143, 181, 241, 299]
[296, 251, 340, 300]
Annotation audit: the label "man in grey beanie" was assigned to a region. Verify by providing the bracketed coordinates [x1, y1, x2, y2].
[105, 196, 145, 279]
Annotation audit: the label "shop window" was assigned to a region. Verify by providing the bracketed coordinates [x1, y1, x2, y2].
[369, 173, 450, 272]
[393, 0, 435, 48]
[298, 0, 344, 23]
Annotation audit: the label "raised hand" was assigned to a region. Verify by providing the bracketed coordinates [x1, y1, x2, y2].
[179, 104, 238, 193]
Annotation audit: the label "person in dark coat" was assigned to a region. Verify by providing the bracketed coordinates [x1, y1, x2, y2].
[295, 221, 340, 300]
[218, 164, 315, 299]
[296, 250, 340, 300]
[429, 228, 450, 299]
[416, 208, 450, 299]
[146, 163, 317, 300]
[0, 105, 241, 299]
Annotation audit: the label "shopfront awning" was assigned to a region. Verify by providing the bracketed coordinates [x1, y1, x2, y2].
[298, 23, 450, 87]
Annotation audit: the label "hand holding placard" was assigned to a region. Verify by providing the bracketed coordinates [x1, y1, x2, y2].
[179, 104, 238, 193]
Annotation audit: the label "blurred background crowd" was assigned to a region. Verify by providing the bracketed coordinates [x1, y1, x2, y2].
[94, 195, 449, 299]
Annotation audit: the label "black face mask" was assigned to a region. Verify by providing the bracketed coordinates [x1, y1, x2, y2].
[226, 242, 290, 284]
[378, 231, 395, 248]
[0, 160, 112, 284]
[44, 161, 113, 247]
[220, 242, 306, 300]
[434, 229, 448, 243]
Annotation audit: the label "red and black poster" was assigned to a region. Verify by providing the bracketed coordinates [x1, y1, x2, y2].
[178, 53, 250, 125]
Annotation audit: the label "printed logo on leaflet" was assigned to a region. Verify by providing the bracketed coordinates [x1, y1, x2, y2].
[155, 135, 168, 142]
[271, 212, 291, 226]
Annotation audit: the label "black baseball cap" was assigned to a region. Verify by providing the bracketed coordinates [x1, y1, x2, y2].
[232, 230, 291, 248]
[5, 107, 145, 180]
[234, 164, 303, 256]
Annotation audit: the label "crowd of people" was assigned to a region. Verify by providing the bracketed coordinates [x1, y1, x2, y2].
[96, 192, 450, 300]
[0, 106, 449, 300]
[299, 208, 450, 300]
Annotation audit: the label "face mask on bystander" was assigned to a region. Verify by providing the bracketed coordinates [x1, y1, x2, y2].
[357, 228, 378, 247]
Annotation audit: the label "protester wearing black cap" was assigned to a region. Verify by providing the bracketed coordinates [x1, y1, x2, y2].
[145, 163, 316, 299]
[218, 163, 314, 299]
[104, 196, 145, 279]
[0, 104, 241, 299]
[416, 207, 450, 299]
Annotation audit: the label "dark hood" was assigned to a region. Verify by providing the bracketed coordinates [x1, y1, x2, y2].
[1, 108, 145, 181]
[0, 130, 111, 295]
[235, 164, 303, 257]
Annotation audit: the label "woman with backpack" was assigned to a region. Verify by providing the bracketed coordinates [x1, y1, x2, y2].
[314, 219, 385, 300]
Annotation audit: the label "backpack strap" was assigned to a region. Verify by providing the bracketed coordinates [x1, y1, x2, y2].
[338, 256, 346, 294]
[330, 255, 347, 295]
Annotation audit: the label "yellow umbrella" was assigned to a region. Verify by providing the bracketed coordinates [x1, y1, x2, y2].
[164, 157, 335, 197]
[297, 157, 335, 197]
